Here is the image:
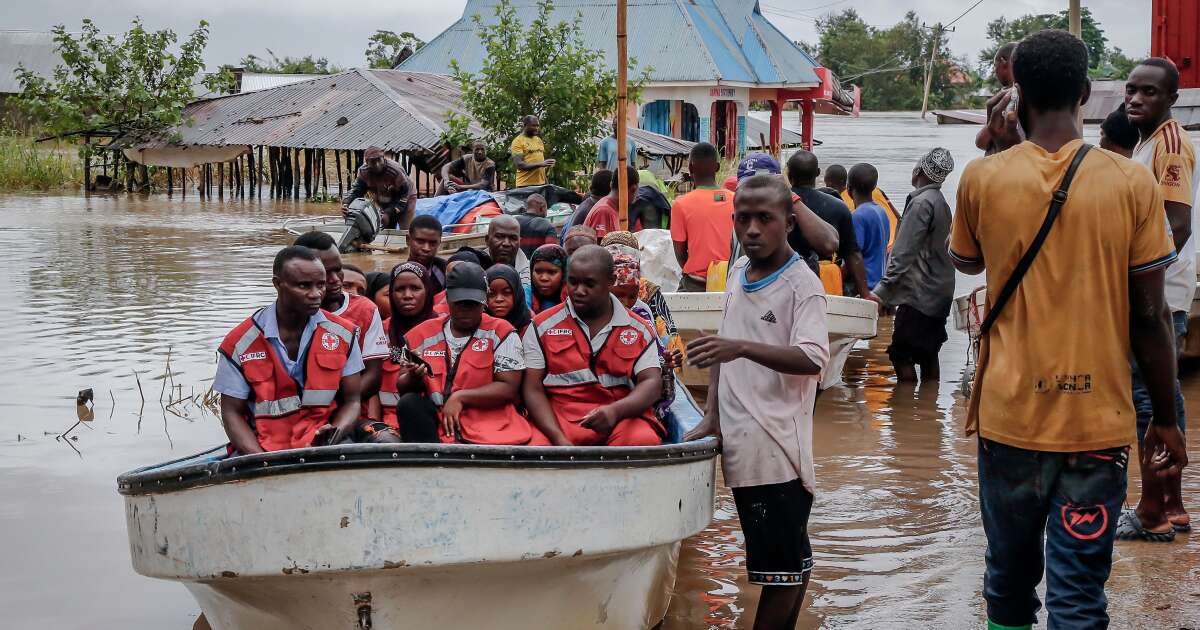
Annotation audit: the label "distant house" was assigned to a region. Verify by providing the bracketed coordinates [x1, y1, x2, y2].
[398, 0, 854, 158]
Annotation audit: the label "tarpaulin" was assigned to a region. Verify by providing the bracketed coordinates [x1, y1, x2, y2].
[413, 190, 495, 230]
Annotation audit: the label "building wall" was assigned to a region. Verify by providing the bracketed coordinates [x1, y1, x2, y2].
[637, 85, 749, 157]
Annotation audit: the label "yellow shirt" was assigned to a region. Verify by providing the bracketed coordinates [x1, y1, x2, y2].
[949, 139, 1175, 452]
[510, 134, 547, 186]
[844, 188, 899, 249]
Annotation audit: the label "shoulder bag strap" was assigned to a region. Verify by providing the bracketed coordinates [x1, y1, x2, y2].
[978, 144, 1092, 338]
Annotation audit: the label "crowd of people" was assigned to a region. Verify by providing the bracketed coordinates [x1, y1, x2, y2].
[210, 28, 1198, 630]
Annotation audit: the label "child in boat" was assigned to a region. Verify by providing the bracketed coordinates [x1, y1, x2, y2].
[528, 244, 568, 314]
[393, 262, 548, 445]
[684, 175, 829, 629]
[522, 245, 664, 447]
[485, 264, 532, 334]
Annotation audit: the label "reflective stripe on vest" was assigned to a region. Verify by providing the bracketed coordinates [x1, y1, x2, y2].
[413, 332, 446, 353]
[378, 391, 401, 406]
[430, 392, 446, 406]
[534, 307, 571, 335]
[302, 389, 338, 406]
[598, 373, 634, 389]
[543, 368, 599, 387]
[251, 395, 302, 417]
[321, 319, 355, 347]
[232, 325, 263, 364]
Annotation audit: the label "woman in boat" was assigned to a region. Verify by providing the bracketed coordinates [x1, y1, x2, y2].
[365, 271, 392, 317]
[609, 252, 680, 416]
[373, 261, 435, 429]
[394, 262, 549, 445]
[527, 243, 568, 314]
[485, 264, 533, 334]
[601, 231, 682, 358]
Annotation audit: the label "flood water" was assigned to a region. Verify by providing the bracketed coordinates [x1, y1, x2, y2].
[1, 112, 1198, 628]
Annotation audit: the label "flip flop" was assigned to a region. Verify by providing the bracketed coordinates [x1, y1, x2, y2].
[1115, 509, 1176, 542]
[1168, 516, 1192, 533]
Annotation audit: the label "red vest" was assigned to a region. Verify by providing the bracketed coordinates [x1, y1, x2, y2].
[335, 292, 381, 420]
[377, 317, 404, 429]
[432, 290, 449, 315]
[531, 302, 661, 431]
[403, 314, 536, 445]
[218, 310, 356, 452]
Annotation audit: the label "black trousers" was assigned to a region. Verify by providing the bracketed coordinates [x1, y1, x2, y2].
[395, 392, 441, 443]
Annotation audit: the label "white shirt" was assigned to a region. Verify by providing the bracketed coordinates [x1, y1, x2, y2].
[522, 294, 658, 375]
[331, 292, 389, 359]
[1133, 124, 1200, 313]
[444, 321, 525, 373]
[516, 249, 531, 288]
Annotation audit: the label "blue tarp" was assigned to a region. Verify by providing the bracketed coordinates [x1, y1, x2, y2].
[413, 190, 495, 230]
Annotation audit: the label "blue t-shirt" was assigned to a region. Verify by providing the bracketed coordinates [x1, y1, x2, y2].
[852, 201, 890, 289]
[596, 136, 637, 172]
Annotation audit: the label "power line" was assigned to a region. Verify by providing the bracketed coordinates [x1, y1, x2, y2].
[945, 0, 986, 28]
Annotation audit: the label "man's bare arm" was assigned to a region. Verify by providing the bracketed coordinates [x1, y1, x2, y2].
[794, 200, 838, 258]
[220, 395, 265, 454]
[1166, 201, 1192, 252]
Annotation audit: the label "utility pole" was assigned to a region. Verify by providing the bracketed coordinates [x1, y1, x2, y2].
[920, 23, 945, 119]
[1069, 0, 1082, 37]
[616, 0, 630, 230]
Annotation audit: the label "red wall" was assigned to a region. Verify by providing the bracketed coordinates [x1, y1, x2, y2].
[1153, 0, 1200, 89]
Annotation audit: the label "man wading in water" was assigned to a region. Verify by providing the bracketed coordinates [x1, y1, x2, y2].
[950, 30, 1187, 628]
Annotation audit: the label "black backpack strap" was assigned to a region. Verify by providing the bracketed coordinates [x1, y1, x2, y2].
[978, 143, 1092, 338]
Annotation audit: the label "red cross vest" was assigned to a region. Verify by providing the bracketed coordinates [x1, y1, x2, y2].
[400, 314, 535, 445]
[333, 292, 382, 420]
[217, 309, 356, 452]
[377, 318, 405, 430]
[531, 302, 662, 432]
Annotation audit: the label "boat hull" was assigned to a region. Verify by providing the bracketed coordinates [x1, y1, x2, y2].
[663, 292, 879, 389]
[120, 442, 717, 630]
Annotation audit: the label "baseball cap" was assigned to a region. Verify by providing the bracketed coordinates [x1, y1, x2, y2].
[445, 261, 487, 304]
[736, 152, 781, 180]
[364, 146, 386, 160]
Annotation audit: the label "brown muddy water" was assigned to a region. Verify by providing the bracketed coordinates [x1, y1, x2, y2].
[1, 113, 1197, 628]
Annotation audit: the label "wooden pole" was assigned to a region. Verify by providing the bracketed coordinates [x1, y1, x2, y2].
[335, 149, 343, 198]
[920, 23, 941, 119]
[247, 148, 255, 198]
[257, 146, 264, 199]
[1069, 0, 1081, 37]
[616, 0, 630, 230]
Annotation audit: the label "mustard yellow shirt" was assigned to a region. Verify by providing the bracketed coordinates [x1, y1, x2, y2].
[510, 134, 547, 186]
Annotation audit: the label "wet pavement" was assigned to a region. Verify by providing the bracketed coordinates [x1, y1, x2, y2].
[0, 113, 1197, 628]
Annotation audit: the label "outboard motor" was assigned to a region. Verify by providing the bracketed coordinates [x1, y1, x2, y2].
[338, 198, 381, 253]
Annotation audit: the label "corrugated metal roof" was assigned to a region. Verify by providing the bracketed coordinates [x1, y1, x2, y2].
[134, 70, 486, 153]
[239, 72, 321, 93]
[0, 31, 61, 94]
[399, 0, 819, 86]
[133, 69, 695, 158]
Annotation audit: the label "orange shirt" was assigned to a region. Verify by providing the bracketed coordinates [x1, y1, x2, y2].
[583, 196, 619, 238]
[949, 139, 1174, 452]
[670, 186, 735, 278]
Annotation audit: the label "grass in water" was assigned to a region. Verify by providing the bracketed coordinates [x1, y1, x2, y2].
[0, 136, 82, 192]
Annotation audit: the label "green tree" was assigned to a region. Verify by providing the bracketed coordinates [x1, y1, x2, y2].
[807, 10, 973, 111]
[240, 50, 340, 74]
[449, 0, 650, 185]
[15, 18, 233, 147]
[979, 8, 1108, 73]
[365, 30, 425, 69]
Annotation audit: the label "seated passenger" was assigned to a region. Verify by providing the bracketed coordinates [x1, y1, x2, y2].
[600, 231, 683, 361]
[214, 246, 365, 453]
[563, 225, 598, 256]
[486, 264, 533, 334]
[341, 264, 368, 297]
[393, 262, 549, 445]
[521, 245, 664, 446]
[528, 244, 568, 313]
[432, 248, 491, 315]
[375, 261, 434, 428]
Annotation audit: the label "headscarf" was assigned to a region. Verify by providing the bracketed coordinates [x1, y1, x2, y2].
[918, 147, 954, 184]
[365, 271, 391, 302]
[564, 225, 598, 245]
[484, 264, 531, 332]
[387, 261, 434, 347]
[529, 244, 568, 313]
[600, 230, 639, 251]
[612, 253, 641, 291]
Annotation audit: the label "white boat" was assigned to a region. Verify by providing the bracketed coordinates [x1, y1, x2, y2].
[283, 216, 491, 257]
[118, 395, 717, 630]
[662, 292, 879, 390]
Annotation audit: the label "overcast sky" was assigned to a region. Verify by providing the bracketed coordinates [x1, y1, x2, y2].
[6, 0, 1151, 70]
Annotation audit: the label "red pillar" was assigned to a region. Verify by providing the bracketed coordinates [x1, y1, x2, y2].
[769, 98, 783, 158]
[800, 99, 814, 151]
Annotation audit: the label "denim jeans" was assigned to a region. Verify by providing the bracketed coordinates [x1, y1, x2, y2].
[1131, 310, 1188, 443]
[978, 438, 1129, 629]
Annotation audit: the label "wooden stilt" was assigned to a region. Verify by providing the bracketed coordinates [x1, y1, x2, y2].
[293, 148, 301, 199]
[335, 149, 343, 198]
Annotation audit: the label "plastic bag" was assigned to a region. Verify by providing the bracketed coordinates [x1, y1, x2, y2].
[637, 229, 681, 292]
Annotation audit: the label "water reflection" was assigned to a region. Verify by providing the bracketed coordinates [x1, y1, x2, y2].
[1, 114, 1197, 628]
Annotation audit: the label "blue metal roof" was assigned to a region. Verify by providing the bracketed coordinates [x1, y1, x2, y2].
[399, 0, 819, 86]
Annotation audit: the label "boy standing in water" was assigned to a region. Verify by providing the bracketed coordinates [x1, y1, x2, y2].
[685, 175, 829, 630]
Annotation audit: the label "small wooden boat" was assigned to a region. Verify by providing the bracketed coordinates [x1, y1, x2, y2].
[662, 292, 879, 390]
[118, 390, 716, 630]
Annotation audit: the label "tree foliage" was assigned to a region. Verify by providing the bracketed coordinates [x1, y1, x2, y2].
[240, 50, 340, 74]
[806, 10, 976, 111]
[450, 0, 650, 186]
[365, 30, 426, 69]
[979, 8, 1132, 81]
[14, 19, 232, 149]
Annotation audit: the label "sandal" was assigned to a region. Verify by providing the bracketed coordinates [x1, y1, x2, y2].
[1168, 515, 1192, 533]
[1115, 509, 1176, 542]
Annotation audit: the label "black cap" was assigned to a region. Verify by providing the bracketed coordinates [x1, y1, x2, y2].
[445, 261, 487, 305]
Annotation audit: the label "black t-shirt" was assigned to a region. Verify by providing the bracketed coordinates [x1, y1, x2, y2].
[788, 186, 859, 262]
